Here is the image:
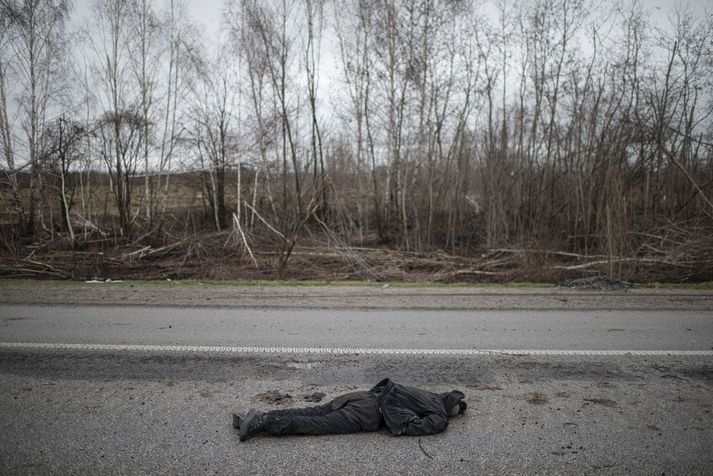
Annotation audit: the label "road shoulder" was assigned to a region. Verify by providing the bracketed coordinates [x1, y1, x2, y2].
[1, 282, 713, 310]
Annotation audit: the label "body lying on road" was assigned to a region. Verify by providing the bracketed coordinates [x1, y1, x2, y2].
[233, 378, 467, 441]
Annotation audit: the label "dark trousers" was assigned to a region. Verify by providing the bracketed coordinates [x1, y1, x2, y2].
[262, 394, 381, 436]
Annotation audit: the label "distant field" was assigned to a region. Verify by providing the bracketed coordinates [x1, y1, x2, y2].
[0, 170, 247, 226]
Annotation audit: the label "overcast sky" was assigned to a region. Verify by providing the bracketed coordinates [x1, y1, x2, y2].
[71, 0, 225, 48]
[67, 0, 707, 104]
[70, 0, 705, 47]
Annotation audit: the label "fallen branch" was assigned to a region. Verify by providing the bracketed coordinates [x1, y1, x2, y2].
[489, 248, 608, 260]
[120, 239, 190, 260]
[552, 258, 693, 270]
[243, 201, 285, 239]
[0, 258, 71, 279]
[122, 245, 152, 260]
[231, 213, 258, 268]
[313, 214, 379, 279]
[71, 211, 108, 237]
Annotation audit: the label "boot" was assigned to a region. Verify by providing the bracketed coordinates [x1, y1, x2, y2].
[232, 412, 246, 429]
[239, 409, 266, 441]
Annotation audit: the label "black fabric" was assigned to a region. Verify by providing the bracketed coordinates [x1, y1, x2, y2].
[261, 391, 381, 436]
[371, 378, 465, 436]
[259, 380, 465, 437]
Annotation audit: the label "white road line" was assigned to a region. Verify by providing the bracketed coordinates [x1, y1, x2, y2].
[1, 342, 712, 357]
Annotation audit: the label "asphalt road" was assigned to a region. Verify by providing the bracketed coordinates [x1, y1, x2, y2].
[1, 287, 712, 474]
[2, 305, 713, 351]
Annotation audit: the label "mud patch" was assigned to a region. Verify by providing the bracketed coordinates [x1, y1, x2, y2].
[583, 397, 617, 407]
[527, 392, 549, 404]
[256, 389, 292, 405]
[197, 387, 221, 397]
[465, 383, 503, 391]
[303, 392, 325, 402]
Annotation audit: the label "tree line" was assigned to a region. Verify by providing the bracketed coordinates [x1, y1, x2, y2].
[1, 0, 712, 279]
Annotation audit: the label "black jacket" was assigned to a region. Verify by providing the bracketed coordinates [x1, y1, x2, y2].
[370, 378, 465, 436]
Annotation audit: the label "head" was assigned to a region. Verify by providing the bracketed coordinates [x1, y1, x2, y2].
[449, 400, 468, 417]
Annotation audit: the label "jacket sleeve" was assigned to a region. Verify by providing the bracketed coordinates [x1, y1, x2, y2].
[383, 406, 449, 436]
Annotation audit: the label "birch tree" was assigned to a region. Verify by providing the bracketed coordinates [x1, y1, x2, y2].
[0, 0, 70, 236]
[91, 0, 144, 236]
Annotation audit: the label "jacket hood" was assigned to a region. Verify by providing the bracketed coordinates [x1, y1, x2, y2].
[371, 379, 464, 414]
[440, 390, 465, 414]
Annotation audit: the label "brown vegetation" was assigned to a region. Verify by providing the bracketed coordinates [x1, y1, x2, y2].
[1, 1, 712, 283]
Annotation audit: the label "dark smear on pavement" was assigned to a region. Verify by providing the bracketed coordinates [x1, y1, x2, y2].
[527, 392, 549, 404]
[583, 397, 617, 407]
[304, 392, 325, 402]
[256, 390, 292, 405]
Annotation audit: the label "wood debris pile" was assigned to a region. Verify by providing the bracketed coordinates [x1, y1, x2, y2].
[0, 221, 711, 283]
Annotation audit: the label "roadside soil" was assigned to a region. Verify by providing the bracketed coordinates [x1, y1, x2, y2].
[1, 282, 712, 311]
[3, 230, 712, 283]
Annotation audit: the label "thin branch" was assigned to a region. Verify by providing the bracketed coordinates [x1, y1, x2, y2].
[243, 201, 285, 239]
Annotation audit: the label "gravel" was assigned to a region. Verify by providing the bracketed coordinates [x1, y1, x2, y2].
[557, 276, 639, 291]
[1, 282, 712, 311]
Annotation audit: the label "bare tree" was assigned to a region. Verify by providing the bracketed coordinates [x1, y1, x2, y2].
[129, 0, 160, 225]
[0, 8, 26, 231]
[0, 0, 711, 282]
[0, 0, 70, 236]
[304, 0, 326, 212]
[191, 53, 236, 231]
[43, 115, 85, 241]
[335, 0, 384, 242]
[242, 0, 303, 219]
[156, 0, 194, 219]
[90, 0, 144, 236]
